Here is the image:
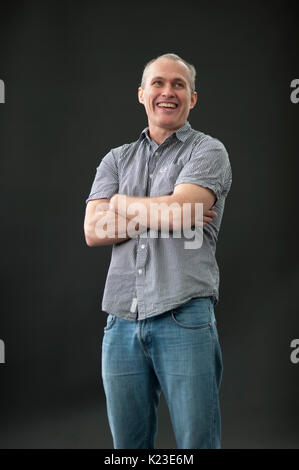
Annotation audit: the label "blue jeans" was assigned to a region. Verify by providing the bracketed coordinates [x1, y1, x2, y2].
[101, 297, 223, 449]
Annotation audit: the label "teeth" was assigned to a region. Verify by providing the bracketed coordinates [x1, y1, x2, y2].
[157, 102, 176, 108]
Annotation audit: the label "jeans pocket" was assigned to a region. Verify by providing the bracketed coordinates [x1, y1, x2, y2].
[104, 314, 117, 332]
[171, 297, 212, 330]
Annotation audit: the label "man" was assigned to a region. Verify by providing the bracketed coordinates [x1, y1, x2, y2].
[84, 53, 232, 449]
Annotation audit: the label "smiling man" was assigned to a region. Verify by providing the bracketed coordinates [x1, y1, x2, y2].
[138, 58, 197, 144]
[84, 53, 232, 449]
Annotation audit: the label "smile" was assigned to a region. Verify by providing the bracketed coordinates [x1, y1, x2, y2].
[156, 102, 178, 108]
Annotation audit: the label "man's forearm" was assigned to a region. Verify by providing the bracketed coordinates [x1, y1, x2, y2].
[85, 209, 147, 247]
[109, 193, 204, 232]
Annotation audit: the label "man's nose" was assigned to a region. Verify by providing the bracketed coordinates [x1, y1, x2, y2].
[161, 84, 175, 97]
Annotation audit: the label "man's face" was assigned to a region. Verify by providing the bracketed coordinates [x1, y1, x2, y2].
[138, 58, 197, 131]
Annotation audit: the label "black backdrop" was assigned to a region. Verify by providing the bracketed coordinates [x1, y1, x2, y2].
[0, 0, 299, 449]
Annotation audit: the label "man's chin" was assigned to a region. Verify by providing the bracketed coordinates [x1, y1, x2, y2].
[155, 118, 183, 130]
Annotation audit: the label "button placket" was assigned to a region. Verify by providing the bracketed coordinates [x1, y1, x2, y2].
[148, 150, 158, 190]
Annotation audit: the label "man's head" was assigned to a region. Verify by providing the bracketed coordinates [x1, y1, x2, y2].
[138, 53, 198, 133]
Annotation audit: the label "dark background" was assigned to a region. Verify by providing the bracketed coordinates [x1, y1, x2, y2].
[0, 0, 298, 449]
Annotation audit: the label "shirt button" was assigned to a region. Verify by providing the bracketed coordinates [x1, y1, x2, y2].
[149, 174, 153, 179]
[155, 151, 159, 156]
[141, 244, 145, 249]
[138, 269, 143, 275]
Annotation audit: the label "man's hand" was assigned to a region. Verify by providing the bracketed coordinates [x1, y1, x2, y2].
[84, 199, 133, 247]
[203, 206, 217, 226]
[95, 208, 128, 239]
[94, 200, 127, 239]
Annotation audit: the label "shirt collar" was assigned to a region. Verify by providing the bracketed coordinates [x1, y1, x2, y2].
[139, 121, 192, 144]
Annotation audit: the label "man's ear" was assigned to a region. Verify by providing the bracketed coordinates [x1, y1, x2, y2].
[190, 91, 198, 109]
[138, 87, 144, 104]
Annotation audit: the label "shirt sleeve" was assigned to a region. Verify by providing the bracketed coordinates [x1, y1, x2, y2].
[174, 136, 232, 202]
[85, 148, 119, 204]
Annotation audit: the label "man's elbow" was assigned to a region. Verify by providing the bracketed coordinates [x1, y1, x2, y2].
[84, 224, 99, 247]
[84, 225, 114, 247]
[85, 235, 96, 247]
[85, 231, 96, 247]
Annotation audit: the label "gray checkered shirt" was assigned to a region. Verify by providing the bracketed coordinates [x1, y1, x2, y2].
[86, 121, 232, 320]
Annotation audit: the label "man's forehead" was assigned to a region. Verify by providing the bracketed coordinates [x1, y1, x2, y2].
[147, 59, 189, 81]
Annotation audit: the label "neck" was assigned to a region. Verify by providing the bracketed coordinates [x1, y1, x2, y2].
[148, 122, 185, 145]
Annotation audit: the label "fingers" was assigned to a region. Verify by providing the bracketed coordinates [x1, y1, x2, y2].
[203, 210, 217, 226]
[207, 210, 217, 217]
[204, 211, 217, 220]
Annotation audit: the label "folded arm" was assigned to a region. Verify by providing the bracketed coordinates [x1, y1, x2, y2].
[109, 183, 217, 232]
[84, 199, 147, 247]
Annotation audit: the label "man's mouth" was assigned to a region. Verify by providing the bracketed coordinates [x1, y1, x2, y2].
[156, 102, 178, 108]
[156, 102, 179, 113]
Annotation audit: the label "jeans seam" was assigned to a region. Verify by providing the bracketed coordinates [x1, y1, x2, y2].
[144, 393, 151, 448]
[209, 301, 219, 448]
[145, 323, 153, 449]
[209, 325, 216, 448]
[212, 379, 216, 448]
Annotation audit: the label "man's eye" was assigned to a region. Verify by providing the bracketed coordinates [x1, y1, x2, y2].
[152, 81, 184, 87]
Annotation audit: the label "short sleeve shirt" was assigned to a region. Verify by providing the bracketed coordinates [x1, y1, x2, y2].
[86, 121, 232, 320]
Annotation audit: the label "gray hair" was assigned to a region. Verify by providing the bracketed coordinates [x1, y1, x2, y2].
[140, 53, 197, 94]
